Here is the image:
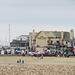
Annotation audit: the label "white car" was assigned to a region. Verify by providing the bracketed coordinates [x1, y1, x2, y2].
[29, 52, 34, 56]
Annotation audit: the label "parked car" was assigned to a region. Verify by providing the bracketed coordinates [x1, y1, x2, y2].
[34, 51, 41, 57]
[29, 52, 34, 56]
[43, 49, 57, 56]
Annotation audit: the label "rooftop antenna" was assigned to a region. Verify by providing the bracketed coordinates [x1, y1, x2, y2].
[9, 24, 10, 46]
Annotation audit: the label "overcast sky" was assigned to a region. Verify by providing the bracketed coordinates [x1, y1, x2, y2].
[0, 0, 75, 45]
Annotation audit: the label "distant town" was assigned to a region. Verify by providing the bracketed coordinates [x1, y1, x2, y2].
[0, 29, 75, 57]
[10, 29, 75, 50]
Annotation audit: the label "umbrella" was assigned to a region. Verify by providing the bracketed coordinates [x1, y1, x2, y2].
[14, 48, 20, 50]
[73, 49, 75, 51]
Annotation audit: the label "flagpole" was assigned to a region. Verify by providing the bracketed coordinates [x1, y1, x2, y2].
[9, 24, 10, 46]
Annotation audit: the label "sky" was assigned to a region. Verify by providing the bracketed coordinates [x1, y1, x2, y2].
[0, 0, 75, 45]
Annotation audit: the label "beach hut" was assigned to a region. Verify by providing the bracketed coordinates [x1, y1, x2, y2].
[21, 50, 25, 56]
[11, 50, 15, 54]
[25, 50, 28, 54]
[1, 50, 4, 55]
[14, 48, 20, 50]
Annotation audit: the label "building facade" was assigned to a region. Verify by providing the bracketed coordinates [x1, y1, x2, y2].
[29, 30, 37, 51]
[35, 29, 74, 48]
[10, 35, 29, 49]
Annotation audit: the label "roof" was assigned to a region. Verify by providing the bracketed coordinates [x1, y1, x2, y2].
[63, 32, 70, 41]
[16, 35, 29, 40]
[44, 31, 61, 37]
[53, 32, 61, 37]
[35, 31, 42, 38]
[36, 30, 71, 41]
[70, 38, 75, 42]
[10, 40, 29, 44]
[18, 35, 29, 38]
[44, 31, 50, 33]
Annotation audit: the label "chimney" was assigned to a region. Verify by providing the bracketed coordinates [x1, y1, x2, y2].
[61, 31, 64, 39]
[32, 29, 35, 40]
[70, 29, 74, 40]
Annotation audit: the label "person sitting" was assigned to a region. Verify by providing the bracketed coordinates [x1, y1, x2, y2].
[40, 54, 43, 59]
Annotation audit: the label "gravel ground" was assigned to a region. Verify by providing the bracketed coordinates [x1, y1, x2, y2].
[0, 65, 75, 75]
[0, 56, 75, 75]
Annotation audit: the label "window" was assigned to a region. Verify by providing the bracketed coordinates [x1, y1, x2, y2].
[37, 45, 39, 47]
[11, 44, 16, 47]
[20, 38, 22, 41]
[51, 40, 53, 44]
[47, 40, 49, 43]
[21, 43, 25, 47]
[66, 42, 68, 44]
[57, 41, 59, 44]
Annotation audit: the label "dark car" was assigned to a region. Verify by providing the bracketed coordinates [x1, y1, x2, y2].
[63, 47, 74, 57]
